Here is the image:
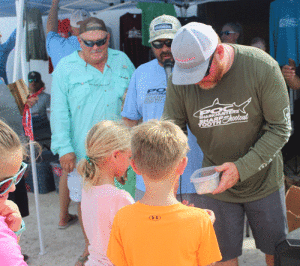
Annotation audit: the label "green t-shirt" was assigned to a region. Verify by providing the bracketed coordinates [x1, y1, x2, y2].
[163, 45, 292, 203]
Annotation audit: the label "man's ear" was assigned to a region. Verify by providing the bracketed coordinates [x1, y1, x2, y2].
[77, 36, 84, 49]
[176, 157, 188, 176]
[216, 44, 225, 60]
[131, 158, 141, 175]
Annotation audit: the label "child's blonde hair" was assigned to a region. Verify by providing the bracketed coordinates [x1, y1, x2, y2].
[77, 120, 131, 188]
[0, 119, 22, 157]
[131, 119, 189, 179]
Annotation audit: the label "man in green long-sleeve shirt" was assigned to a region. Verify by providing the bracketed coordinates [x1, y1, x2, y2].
[163, 22, 291, 266]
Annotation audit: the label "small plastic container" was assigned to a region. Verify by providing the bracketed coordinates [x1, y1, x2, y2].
[190, 166, 220, 195]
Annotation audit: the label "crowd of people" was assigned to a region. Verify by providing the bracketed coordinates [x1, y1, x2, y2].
[0, 0, 297, 265]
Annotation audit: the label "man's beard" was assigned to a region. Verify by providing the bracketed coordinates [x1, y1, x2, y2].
[157, 51, 173, 65]
[198, 64, 224, 90]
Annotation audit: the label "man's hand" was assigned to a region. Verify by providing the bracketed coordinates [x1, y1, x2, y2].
[212, 162, 240, 194]
[26, 96, 39, 108]
[282, 65, 296, 81]
[0, 200, 22, 232]
[281, 63, 300, 90]
[60, 152, 76, 173]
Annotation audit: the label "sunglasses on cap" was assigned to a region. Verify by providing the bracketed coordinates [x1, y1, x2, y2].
[81, 36, 108, 48]
[204, 52, 215, 77]
[151, 39, 172, 49]
[0, 162, 27, 195]
[28, 78, 39, 83]
[220, 31, 236, 36]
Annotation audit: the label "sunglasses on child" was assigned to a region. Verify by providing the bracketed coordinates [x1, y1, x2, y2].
[151, 39, 172, 49]
[15, 219, 26, 236]
[81, 36, 108, 48]
[0, 162, 27, 195]
[220, 31, 236, 36]
[29, 78, 39, 83]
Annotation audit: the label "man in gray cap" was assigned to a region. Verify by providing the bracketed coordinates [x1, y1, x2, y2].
[163, 22, 291, 266]
[122, 14, 204, 204]
[46, 0, 90, 69]
[50, 17, 135, 265]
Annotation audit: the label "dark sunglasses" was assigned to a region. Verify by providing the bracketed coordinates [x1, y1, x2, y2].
[81, 36, 108, 48]
[0, 162, 27, 195]
[220, 31, 236, 36]
[204, 52, 215, 77]
[152, 39, 172, 49]
[29, 78, 39, 83]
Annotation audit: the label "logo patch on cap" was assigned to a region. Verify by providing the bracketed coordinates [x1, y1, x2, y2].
[154, 23, 173, 31]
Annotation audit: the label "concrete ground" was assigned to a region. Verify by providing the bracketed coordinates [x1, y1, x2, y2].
[19, 191, 275, 266]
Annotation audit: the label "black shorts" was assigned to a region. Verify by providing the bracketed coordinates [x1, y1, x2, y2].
[178, 186, 288, 262]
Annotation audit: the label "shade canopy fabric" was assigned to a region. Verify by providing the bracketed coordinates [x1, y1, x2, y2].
[0, 0, 235, 17]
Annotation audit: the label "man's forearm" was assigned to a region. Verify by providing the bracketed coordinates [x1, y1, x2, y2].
[47, 0, 59, 34]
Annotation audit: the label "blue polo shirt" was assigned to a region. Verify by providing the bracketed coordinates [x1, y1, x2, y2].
[122, 59, 203, 194]
[46, 31, 81, 69]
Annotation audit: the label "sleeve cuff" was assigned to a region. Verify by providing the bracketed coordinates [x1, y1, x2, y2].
[234, 159, 247, 182]
[58, 147, 75, 159]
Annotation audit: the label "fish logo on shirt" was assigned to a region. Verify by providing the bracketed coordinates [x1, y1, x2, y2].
[194, 98, 252, 128]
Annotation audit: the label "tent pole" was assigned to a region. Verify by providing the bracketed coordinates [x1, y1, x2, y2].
[16, 0, 46, 256]
[13, 0, 24, 82]
[29, 138, 47, 255]
[20, 21, 28, 83]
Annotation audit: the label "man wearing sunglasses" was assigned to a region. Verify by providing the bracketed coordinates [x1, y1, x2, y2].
[50, 16, 135, 265]
[220, 22, 243, 44]
[163, 22, 291, 266]
[122, 15, 203, 203]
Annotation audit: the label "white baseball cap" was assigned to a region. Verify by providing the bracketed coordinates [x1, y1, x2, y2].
[149, 15, 181, 43]
[70, 9, 90, 28]
[171, 22, 219, 85]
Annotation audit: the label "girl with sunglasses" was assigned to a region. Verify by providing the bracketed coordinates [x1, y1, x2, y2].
[0, 119, 28, 265]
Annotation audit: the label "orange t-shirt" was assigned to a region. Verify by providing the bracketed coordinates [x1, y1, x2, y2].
[107, 202, 222, 266]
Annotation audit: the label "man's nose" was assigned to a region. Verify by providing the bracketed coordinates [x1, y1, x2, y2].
[92, 44, 99, 50]
[161, 44, 171, 51]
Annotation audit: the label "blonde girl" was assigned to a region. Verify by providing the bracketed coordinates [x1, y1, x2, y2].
[0, 119, 28, 265]
[78, 120, 134, 266]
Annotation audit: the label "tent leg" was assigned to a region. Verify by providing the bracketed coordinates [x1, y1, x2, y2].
[30, 140, 47, 255]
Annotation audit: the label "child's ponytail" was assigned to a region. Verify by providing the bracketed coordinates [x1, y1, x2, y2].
[78, 155, 98, 188]
[77, 120, 131, 189]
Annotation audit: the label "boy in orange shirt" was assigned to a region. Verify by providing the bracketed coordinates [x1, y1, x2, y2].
[107, 119, 222, 266]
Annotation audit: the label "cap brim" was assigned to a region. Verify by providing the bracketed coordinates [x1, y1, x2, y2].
[149, 33, 176, 43]
[172, 58, 210, 85]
